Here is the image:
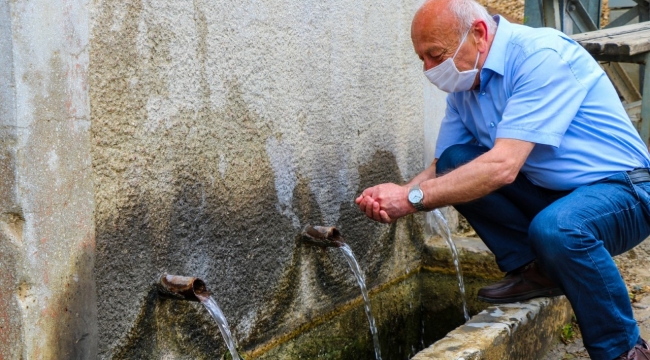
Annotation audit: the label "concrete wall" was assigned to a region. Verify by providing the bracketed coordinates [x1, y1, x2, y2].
[1, 0, 452, 358]
[0, 0, 97, 359]
[89, 0, 440, 357]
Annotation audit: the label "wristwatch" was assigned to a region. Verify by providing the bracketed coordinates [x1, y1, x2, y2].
[408, 184, 426, 211]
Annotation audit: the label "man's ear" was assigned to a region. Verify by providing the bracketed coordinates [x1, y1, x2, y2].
[472, 20, 489, 52]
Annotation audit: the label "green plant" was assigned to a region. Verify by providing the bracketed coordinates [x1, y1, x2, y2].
[220, 350, 246, 360]
[560, 323, 576, 344]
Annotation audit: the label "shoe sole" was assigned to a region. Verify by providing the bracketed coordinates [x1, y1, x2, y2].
[477, 287, 564, 304]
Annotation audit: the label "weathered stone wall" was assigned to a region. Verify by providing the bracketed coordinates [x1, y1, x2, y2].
[0, 0, 457, 357]
[89, 0, 434, 358]
[0, 1, 21, 357]
[0, 0, 97, 359]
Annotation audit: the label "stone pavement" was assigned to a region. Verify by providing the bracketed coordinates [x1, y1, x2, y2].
[541, 238, 650, 359]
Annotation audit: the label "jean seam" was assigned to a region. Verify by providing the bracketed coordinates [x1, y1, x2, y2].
[624, 171, 641, 200]
[576, 198, 641, 352]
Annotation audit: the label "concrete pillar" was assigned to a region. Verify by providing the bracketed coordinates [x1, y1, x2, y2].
[0, 0, 96, 358]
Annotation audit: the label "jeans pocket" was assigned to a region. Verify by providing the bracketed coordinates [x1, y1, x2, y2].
[618, 170, 648, 202]
[633, 181, 650, 209]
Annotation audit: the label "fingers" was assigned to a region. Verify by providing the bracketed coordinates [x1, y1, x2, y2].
[372, 201, 381, 221]
[379, 210, 393, 224]
[356, 194, 368, 211]
[361, 197, 389, 223]
[356, 195, 381, 222]
[356, 186, 394, 223]
[357, 195, 372, 216]
[361, 186, 375, 198]
[365, 196, 375, 219]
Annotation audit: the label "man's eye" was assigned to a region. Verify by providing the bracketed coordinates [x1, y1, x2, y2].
[431, 51, 446, 59]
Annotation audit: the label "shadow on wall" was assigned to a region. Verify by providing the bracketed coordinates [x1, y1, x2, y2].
[100, 147, 415, 359]
[93, 80, 296, 358]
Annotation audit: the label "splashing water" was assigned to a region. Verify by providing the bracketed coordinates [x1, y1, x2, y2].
[339, 244, 383, 360]
[198, 295, 242, 360]
[426, 209, 470, 322]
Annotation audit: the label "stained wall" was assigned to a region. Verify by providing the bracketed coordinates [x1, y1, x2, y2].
[1, 0, 451, 358]
[0, 0, 97, 358]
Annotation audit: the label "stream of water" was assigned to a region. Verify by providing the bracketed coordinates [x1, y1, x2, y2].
[198, 295, 242, 360]
[339, 243, 383, 360]
[426, 209, 470, 322]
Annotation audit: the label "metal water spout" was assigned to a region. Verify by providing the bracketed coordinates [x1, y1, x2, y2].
[301, 225, 345, 248]
[157, 274, 243, 359]
[301, 225, 382, 359]
[158, 274, 210, 302]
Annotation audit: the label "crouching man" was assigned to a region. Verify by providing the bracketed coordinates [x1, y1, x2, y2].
[356, 0, 650, 359]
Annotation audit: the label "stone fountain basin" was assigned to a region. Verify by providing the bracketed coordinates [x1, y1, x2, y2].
[248, 236, 573, 360]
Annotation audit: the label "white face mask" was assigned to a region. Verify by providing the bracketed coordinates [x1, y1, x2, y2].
[424, 30, 480, 93]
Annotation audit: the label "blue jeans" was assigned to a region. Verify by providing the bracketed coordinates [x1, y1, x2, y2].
[436, 144, 650, 360]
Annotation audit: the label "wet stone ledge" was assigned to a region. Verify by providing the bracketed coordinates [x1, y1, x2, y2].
[412, 297, 573, 360]
[417, 236, 574, 360]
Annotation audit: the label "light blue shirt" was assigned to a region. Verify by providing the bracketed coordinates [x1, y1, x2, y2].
[434, 16, 650, 191]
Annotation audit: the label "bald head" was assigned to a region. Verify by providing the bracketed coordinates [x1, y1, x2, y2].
[412, 0, 458, 39]
[412, 0, 496, 41]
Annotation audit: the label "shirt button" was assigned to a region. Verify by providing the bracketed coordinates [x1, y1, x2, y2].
[481, 91, 486, 95]
[490, 122, 495, 127]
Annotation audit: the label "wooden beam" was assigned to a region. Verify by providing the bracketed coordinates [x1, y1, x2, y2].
[604, 6, 640, 29]
[566, 0, 599, 33]
[640, 52, 650, 145]
[602, 62, 642, 102]
[524, 0, 545, 27]
[543, 0, 562, 29]
[571, 21, 650, 42]
[571, 22, 650, 57]
[585, 52, 649, 63]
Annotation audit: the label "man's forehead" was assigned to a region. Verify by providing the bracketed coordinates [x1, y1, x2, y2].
[412, 7, 458, 41]
[413, 20, 459, 50]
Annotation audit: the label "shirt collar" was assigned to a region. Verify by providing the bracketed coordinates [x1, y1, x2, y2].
[482, 15, 513, 77]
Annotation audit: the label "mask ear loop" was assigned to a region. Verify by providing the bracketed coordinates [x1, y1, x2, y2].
[455, 28, 481, 70]
[452, 28, 471, 59]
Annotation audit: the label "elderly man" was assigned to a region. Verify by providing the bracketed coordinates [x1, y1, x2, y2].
[355, 0, 650, 359]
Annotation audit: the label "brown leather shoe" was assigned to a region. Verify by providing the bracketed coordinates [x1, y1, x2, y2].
[615, 339, 650, 359]
[477, 261, 563, 303]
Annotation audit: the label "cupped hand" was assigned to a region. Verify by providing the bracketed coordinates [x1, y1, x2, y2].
[355, 183, 414, 223]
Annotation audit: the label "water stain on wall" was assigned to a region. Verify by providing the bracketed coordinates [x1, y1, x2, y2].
[11, 41, 97, 359]
[0, 231, 20, 359]
[91, 2, 300, 351]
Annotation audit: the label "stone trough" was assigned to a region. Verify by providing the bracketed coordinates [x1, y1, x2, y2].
[413, 236, 574, 360]
[240, 235, 574, 359]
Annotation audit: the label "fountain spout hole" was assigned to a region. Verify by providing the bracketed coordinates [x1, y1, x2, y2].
[158, 274, 209, 302]
[301, 225, 345, 248]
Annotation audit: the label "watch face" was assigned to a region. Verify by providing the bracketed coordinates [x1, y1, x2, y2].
[409, 189, 423, 203]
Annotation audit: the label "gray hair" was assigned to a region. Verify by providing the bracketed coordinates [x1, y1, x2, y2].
[448, 0, 497, 36]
